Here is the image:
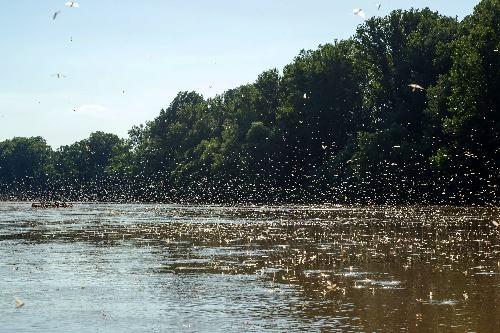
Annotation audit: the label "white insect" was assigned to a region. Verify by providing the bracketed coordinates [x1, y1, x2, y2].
[303, 92, 307, 99]
[65, 2, 80, 8]
[15, 298, 24, 308]
[408, 83, 424, 92]
[353, 8, 366, 19]
[51, 73, 67, 79]
[53, 11, 61, 20]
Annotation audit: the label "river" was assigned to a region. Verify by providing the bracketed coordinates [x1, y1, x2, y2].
[0, 203, 499, 332]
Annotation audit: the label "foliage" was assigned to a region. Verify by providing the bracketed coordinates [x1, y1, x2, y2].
[1, 1, 498, 204]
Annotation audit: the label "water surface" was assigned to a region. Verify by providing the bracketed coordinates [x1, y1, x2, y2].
[1, 203, 499, 332]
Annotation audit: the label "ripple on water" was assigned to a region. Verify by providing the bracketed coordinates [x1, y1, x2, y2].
[0, 203, 499, 332]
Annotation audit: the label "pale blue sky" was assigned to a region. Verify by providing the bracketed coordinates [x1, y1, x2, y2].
[0, 0, 480, 148]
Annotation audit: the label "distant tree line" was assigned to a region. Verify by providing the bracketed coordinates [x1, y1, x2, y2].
[1, 1, 499, 204]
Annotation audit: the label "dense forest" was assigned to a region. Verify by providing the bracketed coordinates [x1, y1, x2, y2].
[1, 0, 499, 204]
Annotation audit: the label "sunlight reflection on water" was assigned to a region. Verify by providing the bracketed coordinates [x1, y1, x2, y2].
[0, 202, 499, 332]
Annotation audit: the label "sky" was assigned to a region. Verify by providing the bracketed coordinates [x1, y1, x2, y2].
[0, 0, 481, 148]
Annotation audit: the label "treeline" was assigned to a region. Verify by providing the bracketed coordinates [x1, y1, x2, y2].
[1, 1, 499, 204]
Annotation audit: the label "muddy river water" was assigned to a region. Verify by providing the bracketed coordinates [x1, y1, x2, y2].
[0, 203, 499, 332]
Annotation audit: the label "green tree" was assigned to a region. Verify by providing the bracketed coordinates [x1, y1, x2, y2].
[0, 137, 53, 199]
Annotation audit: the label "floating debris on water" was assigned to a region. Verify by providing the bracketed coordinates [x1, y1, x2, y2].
[15, 298, 24, 308]
[0, 203, 499, 331]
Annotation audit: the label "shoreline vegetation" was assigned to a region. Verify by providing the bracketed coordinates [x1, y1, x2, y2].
[1, 1, 499, 205]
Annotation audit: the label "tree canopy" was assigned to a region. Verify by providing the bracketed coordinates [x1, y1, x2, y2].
[1, 1, 498, 204]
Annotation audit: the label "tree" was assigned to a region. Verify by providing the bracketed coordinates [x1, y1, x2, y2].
[0, 137, 53, 199]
